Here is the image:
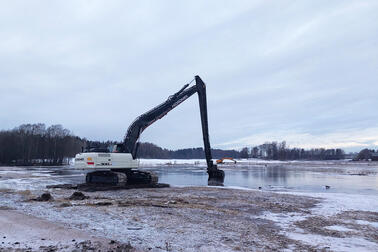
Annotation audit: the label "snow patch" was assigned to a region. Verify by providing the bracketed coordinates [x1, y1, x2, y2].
[325, 225, 355, 232]
[355, 220, 378, 228]
[277, 191, 378, 216]
[287, 232, 377, 252]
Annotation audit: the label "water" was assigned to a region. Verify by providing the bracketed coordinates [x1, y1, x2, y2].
[145, 163, 378, 195]
[0, 161, 377, 195]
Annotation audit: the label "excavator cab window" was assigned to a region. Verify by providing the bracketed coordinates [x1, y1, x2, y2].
[114, 144, 124, 153]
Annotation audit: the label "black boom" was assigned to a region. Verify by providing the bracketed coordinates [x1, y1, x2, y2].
[123, 76, 224, 184]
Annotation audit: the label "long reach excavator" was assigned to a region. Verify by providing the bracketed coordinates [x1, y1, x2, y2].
[74, 76, 225, 186]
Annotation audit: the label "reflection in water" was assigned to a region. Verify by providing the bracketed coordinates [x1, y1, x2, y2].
[266, 166, 288, 183]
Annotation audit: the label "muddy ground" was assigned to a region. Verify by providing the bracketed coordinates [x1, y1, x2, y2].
[0, 186, 377, 251]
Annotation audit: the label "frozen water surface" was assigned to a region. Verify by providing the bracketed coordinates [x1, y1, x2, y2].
[142, 159, 378, 195]
[0, 159, 377, 195]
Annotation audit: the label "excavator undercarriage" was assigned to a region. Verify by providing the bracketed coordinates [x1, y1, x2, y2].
[85, 169, 158, 186]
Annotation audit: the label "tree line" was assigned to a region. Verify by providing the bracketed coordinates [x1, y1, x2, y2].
[0, 123, 83, 165]
[353, 149, 378, 161]
[0, 124, 354, 166]
[240, 141, 346, 160]
[136, 142, 242, 159]
[0, 124, 243, 165]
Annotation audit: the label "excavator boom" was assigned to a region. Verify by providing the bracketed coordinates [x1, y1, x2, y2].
[123, 76, 224, 183]
[123, 84, 197, 158]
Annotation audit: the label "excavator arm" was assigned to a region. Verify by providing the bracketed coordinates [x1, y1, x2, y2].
[123, 84, 197, 158]
[123, 76, 224, 183]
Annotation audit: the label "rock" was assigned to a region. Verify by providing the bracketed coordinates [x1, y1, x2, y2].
[35, 193, 54, 202]
[59, 202, 72, 208]
[69, 191, 89, 200]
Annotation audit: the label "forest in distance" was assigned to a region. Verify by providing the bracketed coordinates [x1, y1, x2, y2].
[0, 123, 375, 166]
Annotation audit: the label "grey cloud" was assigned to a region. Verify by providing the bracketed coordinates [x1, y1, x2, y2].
[0, 0, 377, 151]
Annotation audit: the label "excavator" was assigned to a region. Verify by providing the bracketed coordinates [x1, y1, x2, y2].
[216, 157, 237, 164]
[74, 76, 225, 186]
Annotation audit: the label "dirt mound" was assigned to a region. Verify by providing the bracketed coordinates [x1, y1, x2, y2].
[69, 191, 89, 200]
[34, 193, 53, 202]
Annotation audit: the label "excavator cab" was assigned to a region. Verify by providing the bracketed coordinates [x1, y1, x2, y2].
[111, 144, 124, 153]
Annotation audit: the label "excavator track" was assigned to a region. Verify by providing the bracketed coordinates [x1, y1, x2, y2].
[85, 169, 158, 186]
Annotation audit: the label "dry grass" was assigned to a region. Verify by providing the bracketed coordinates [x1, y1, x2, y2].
[0, 188, 13, 193]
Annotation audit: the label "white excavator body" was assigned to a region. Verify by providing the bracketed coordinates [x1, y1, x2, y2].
[74, 152, 138, 170]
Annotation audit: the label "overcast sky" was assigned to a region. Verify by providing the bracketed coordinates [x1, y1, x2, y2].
[1, 0, 377, 152]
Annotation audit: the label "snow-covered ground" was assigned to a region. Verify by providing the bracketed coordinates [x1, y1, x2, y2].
[0, 186, 376, 251]
[262, 191, 378, 251]
[0, 160, 377, 251]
